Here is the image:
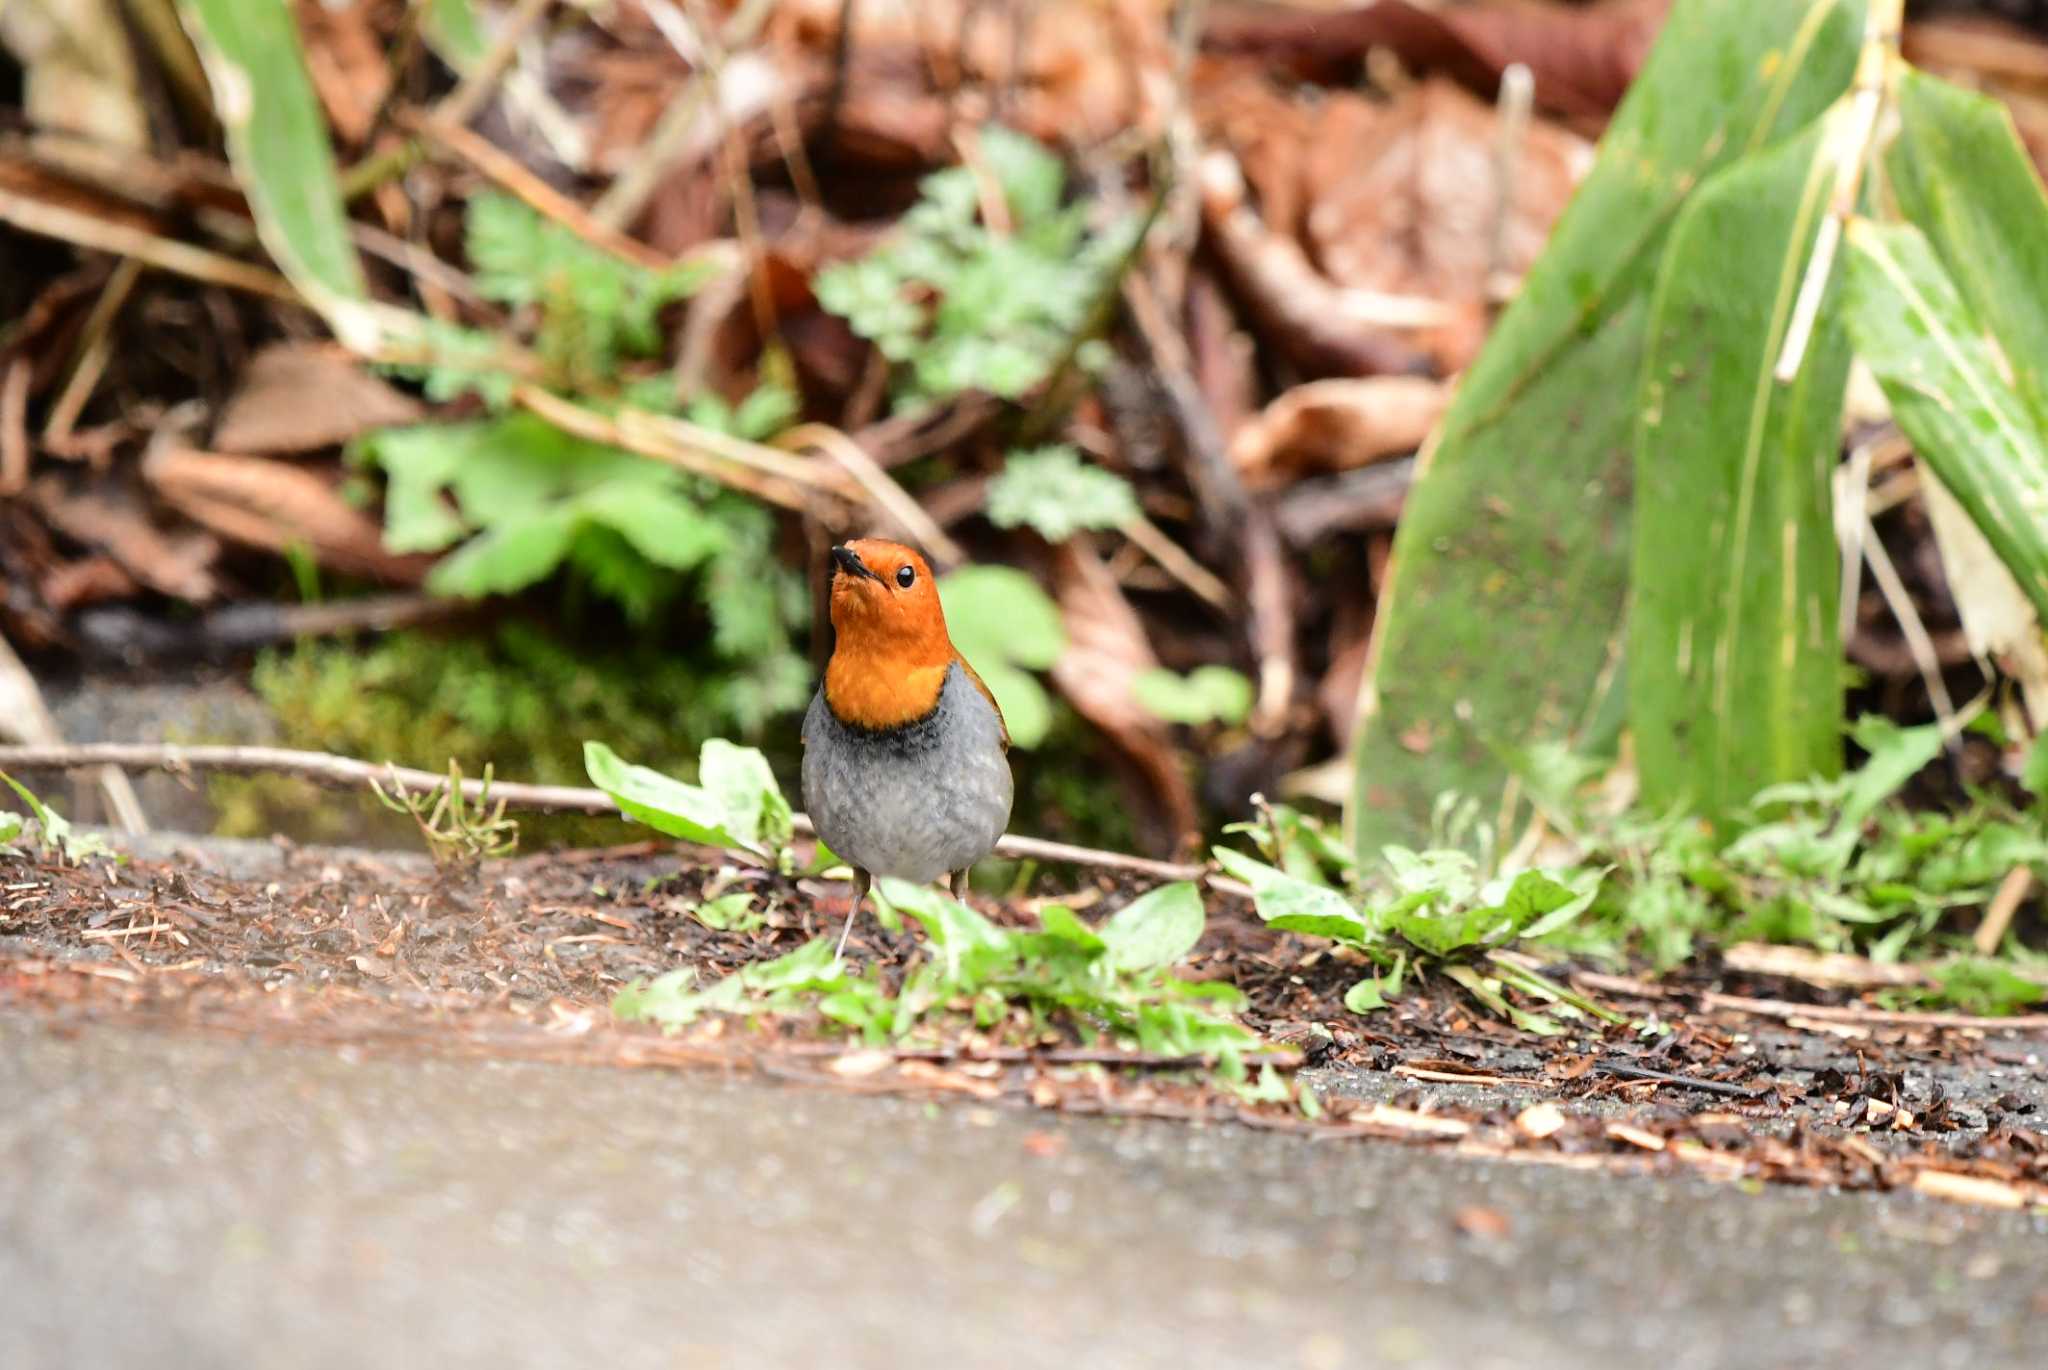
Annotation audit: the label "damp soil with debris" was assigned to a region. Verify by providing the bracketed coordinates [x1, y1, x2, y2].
[2, 835, 2045, 1213]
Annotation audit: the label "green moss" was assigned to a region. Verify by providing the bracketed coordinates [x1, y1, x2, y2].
[216, 619, 810, 847]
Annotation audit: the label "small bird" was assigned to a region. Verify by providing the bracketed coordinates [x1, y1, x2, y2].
[802, 538, 1014, 956]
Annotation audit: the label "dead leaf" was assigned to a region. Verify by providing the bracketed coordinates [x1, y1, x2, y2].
[1049, 536, 1200, 854]
[212, 344, 426, 455]
[293, 0, 392, 145]
[29, 476, 220, 602]
[1308, 80, 1590, 289]
[1200, 149, 1438, 378]
[1230, 377, 1448, 485]
[142, 446, 431, 585]
[1203, 0, 1668, 121]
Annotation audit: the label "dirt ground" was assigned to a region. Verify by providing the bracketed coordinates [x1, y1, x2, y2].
[4, 832, 2045, 1213]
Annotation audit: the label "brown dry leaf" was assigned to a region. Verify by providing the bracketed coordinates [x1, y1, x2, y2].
[1049, 537, 1200, 854]
[765, 0, 1173, 155]
[1230, 376, 1448, 486]
[1203, 0, 1667, 121]
[1305, 79, 1592, 293]
[1199, 149, 1436, 378]
[28, 477, 219, 602]
[142, 446, 431, 585]
[293, 0, 392, 146]
[212, 344, 426, 455]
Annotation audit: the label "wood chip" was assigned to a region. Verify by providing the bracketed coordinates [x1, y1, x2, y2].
[828, 1049, 895, 1078]
[1514, 1102, 1567, 1140]
[1911, 1170, 2028, 1210]
[1349, 1104, 1471, 1138]
[1453, 1205, 1511, 1239]
[1605, 1123, 1666, 1152]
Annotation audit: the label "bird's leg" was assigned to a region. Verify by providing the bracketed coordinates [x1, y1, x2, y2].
[835, 868, 872, 962]
[948, 869, 970, 902]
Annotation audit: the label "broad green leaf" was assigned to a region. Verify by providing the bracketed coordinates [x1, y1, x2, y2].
[698, 739, 793, 851]
[1841, 716, 1944, 827]
[1099, 882, 1204, 973]
[1349, 0, 1863, 853]
[1134, 666, 1254, 727]
[177, 1, 369, 330]
[0, 811, 21, 845]
[1035, 904, 1107, 953]
[1630, 117, 1851, 817]
[426, 510, 579, 598]
[1212, 847, 1370, 944]
[583, 740, 754, 853]
[1888, 68, 2048, 430]
[940, 566, 1066, 748]
[1342, 978, 1388, 1014]
[1844, 221, 2048, 619]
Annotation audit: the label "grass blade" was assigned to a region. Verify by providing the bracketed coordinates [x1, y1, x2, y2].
[1845, 221, 2048, 620]
[1630, 117, 1852, 818]
[177, 1, 376, 341]
[1349, 0, 1863, 852]
[1888, 68, 2048, 431]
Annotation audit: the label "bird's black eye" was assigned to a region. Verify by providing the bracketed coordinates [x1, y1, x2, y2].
[895, 564, 916, 589]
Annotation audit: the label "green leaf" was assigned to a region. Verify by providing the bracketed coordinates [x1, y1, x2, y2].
[698, 738, 793, 852]
[1212, 847, 1371, 945]
[0, 771, 106, 863]
[1889, 68, 2048, 431]
[583, 740, 758, 854]
[420, 0, 487, 68]
[977, 124, 1066, 225]
[1035, 904, 1107, 953]
[2022, 731, 2048, 803]
[692, 892, 764, 932]
[1343, 978, 1389, 1014]
[939, 566, 1066, 749]
[1845, 219, 2048, 621]
[426, 510, 579, 598]
[1349, 0, 1863, 852]
[986, 446, 1140, 541]
[1841, 716, 1945, 827]
[178, 0, 371, 332]
[1134, 666, 1255, 728]
[1630, 117, 1851, 818]
[1099, 882, 1204, 973]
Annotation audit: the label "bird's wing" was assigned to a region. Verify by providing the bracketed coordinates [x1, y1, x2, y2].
[954, 654, 1010, 752]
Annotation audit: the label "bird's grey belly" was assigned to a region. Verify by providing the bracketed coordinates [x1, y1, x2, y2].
[802, 670, 1013, 884]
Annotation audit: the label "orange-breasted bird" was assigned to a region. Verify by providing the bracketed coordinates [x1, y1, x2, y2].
[802, 538, 1014, 955]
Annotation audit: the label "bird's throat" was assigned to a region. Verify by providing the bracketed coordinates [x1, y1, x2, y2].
[824, 650, 951, 731]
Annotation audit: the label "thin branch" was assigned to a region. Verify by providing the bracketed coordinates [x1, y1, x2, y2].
[779, 422, 966, 565]
[434, 0, 556, 129]
[512, 386, 854, 512]
[400, 111, 669, 270]
[0, 742, 1210, 883]
[0, 184, 299, 301]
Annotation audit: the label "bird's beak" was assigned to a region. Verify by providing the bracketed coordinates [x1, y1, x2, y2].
[831, 545, 882, 583]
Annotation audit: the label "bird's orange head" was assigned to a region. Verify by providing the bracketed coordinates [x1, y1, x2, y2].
[822, 539, 1006, 740]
